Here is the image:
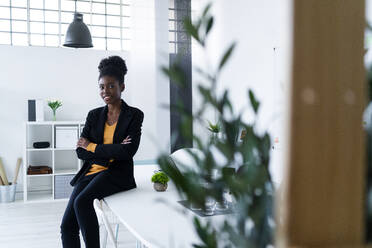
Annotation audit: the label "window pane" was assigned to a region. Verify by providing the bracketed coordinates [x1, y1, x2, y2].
[80, 13, 91, 24]
[107, 27, 120, 38]
[169, 42, 175, 53]
[61, 12, 74, 24]
[169, 20, 175, 30]
[30, 9, 44, 21]
[30, 0, 44, 9]
[12, 0, 27, 8]
[121, 16, 131, 28]
[76, 1, 91, 13]
[0, 2, 10, 7]
[107, 4, 120, 16]
[12, 20, 27, 32]
[45, 0, 59, 10]
[107, 38, 120, 50]
[169, 31, 175, 42]
[107, 16, 120, 26]
[92, 37, 105, 50]
[12, 33, 28, 46]
[122, 28, 131, 39]
[45, 10, 59, 22]
[122, 39, 131, 51]
[107, 0, 120, 4]
[0, 7, 10, 19]
[11, 8, 27, 20]
[45, 34, 59, 46]
[92, 3, 105, 14]
[85, 15, 93, 26]
[61, 34, 66, 44]
[121, 5, 131, 16]
[61, 23, 69, 35]
[30, 22, 44, 34]
[0, 32, 11, 44]
[90, 25, 105, 37]
[169, 9, 175, 19]
[61, 0, 75, 11]
[30, 34, 44, 46]
[0, 20, 10, 31]
[45, 23, 58, 34]
[91, 14, 105, 25]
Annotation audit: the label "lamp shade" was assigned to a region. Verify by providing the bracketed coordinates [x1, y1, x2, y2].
[63, 13, 93, 48]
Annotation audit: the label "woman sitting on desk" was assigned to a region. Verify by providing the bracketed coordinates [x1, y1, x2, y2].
[60, 55, 144, 248]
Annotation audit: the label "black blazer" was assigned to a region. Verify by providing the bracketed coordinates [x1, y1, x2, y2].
[70, 99, 144, 189]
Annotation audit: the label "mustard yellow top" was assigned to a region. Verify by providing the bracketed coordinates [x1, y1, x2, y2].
[85, 121, 117, 176]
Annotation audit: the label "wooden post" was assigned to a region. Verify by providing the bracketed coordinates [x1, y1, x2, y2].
[280, 0, 366, 246]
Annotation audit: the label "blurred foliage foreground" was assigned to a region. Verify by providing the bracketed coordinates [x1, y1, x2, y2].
[157, 3, 275, 248]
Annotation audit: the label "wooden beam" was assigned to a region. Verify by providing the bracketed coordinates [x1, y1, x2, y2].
[280, 0, 366, 246]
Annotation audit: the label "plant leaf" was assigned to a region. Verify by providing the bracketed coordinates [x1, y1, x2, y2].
[183, 18, 203, 46]
[248, 89, 260, 114]
[202, 3, 212, 17]
[218, 42, 236, 70]
[206, 16, 214, 36]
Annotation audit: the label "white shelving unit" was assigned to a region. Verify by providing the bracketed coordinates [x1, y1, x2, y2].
[23, 121, 85, 202]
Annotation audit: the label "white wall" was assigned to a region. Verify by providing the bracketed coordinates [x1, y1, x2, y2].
[192, 0, 292, 184]
[0, 0, 171, 195]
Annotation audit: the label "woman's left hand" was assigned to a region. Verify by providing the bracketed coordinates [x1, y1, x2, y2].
[77, 137, 90, 149]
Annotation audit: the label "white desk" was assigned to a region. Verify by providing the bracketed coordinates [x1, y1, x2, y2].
[104, 164, 225, 248]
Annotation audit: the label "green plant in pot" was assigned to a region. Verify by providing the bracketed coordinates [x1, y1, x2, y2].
[157, 2, 274, 247]
[151, 171, 169, 192]
[47, 99, 62, 121]
[207, 120, 221, 144]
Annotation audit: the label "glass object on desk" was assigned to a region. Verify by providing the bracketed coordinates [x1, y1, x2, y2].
[190, 201, 202, 210]
[203, 196, 216, 216]
[216, 190, 229, 211]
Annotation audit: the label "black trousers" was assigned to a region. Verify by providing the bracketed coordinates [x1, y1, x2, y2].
[60, 170, 122, 248]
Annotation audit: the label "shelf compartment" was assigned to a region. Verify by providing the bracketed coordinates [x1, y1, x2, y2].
[54, 149, 79, 173]
[54, 174, 74, 199]
[54, 125, 79, 148]
[54, 169, 78, 175]
[26, 176, 53, 202]
[26, 125, 52, 149]
[27, 150, 53, 175]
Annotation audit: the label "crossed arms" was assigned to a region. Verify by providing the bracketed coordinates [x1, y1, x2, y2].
[75, 110, 144, 162]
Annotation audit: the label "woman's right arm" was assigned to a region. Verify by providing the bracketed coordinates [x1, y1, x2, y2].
[76, 110, 99, 161]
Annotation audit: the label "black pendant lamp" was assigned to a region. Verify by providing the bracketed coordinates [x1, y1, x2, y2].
[63, 0, 93, 48]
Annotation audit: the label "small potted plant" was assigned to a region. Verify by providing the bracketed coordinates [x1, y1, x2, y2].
[151, 171, 169, 192]
[207, 120, 221, 144]
[47, 99, 62, 121]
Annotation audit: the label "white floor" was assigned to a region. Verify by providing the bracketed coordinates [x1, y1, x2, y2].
[0, 198, 137, 248]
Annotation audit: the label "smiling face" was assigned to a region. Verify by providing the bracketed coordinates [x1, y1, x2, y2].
[98, 75, 125, 104]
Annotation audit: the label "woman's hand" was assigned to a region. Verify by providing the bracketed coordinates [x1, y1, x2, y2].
[77, 137, 90, 149]
[121, 135, 131, 144]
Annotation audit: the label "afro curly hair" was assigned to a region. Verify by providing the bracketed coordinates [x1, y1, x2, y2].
[98, 55, 128, 84]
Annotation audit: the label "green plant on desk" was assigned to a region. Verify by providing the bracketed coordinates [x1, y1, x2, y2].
[157, 2, 274, 248]
[47, 99, 62, 121]
[207, 120, 220, 144]
[151, 172, 169, 192]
